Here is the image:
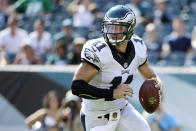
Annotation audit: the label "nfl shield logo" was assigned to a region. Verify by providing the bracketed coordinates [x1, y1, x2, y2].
[124, 62, 128, 68]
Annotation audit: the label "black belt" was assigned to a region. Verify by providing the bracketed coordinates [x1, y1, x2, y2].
[97, 104, 127, 120]
[98, 113, 110, 120]
[97, 109, 122, 120]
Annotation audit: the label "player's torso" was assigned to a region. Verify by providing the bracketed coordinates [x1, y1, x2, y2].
[89, 42, 138, 90]
[81, 36, 146, 116]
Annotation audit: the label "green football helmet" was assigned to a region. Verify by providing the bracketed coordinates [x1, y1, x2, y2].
[102, 5, 136, 46]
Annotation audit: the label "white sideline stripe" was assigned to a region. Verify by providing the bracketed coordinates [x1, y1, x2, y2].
[0, 65, 79, 72]
[152, 66, 196, 74]
[0, 65, 196, 74]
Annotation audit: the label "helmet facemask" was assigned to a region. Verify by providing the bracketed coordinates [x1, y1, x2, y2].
[103, 22, 133, 46]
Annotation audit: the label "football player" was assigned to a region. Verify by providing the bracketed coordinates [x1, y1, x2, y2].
[71, 5, 163, 131]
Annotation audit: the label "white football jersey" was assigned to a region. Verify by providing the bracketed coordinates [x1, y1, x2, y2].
[80, 35, 147, 116]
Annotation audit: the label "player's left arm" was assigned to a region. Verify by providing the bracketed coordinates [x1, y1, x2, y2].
[138, 60, 163, 89]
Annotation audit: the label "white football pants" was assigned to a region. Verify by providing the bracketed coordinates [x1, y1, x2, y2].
[80, 103, 151, 131]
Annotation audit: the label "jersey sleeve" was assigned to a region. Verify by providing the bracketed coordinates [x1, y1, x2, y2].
[132, 36, 148, 67]
[138, 42, 147, 67]
[81, 40, 102, 70]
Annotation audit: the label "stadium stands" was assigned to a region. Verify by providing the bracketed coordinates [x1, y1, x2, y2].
[0, 0, 195, 66]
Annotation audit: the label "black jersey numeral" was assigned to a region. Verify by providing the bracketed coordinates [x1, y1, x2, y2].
[110, 76, 122, 90]
[97, 43, 107, 51]
[92, 42, 107, 52]
[124, 75, 133, 84]
[110, 75, 133, 90]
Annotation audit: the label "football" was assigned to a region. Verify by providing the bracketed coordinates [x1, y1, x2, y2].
[139, 79, 161, 113]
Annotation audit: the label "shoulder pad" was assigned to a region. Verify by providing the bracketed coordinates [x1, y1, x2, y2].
[131, 36, 147, 66]
[81, 38, 107, 70]
[131, 35, 144, 45]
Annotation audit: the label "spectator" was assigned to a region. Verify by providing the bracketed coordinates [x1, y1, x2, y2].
[126, 0, 142, 19]
[154, 0, 170, 26]
[13, 42, 42, 65]
[67, 0, 94, 28]
[88, 3, 102, 39]
[45, 40, 68, 65]
[143, 23, 161, 64]
[29, 18, 52, 61]
[0, 0, 9, 13]
[189, 26, 196, 65]
[126, 0, 152, 24]
[54, 18, 75, 52]
[25, 90, 69, 131]
[153, 0, 172, 43]
[89, 3, 101, 28]
[0, 0, 9, 27]
[64, 90, 82, 131]
[0, 49, 8, 66]
[13, 0, 55, 16]
[143, 23, 161, 53]
[0, 0, 16, 16]
[126, 0, 153, 36]
[0, 13, 7, 29]
[0, 14, 28, 63]
[143, 104, 181, 131]
[68, 37, 85, 64]
[161, 17, 192, 56]
[191, 26, 196, 51]
[67, 0, 95, 38]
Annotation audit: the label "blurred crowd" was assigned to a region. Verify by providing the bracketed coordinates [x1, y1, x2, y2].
[25, 90, 82, 131]
[0, 0, 196, 66]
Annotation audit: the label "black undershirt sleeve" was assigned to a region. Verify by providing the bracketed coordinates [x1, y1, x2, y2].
[71, 80, 114, 101]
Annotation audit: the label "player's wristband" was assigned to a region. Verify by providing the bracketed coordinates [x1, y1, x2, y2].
[71, 80, 114, 101]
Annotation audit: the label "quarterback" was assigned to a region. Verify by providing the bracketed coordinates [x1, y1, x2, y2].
[71, 5, 162, 131]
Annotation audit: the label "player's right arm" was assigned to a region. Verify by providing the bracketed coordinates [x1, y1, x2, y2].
[71, 61, 114, 100]
[71, 62, 133, 100]
[73, 62, 98, 83]
[71, 40, 133, 100]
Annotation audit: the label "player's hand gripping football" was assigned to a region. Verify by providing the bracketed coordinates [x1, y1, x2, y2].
[113, 84, 134, 100]
[151, 76, 163, 96]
